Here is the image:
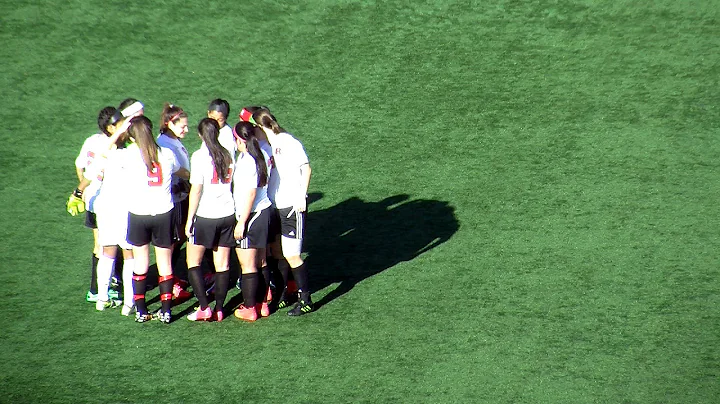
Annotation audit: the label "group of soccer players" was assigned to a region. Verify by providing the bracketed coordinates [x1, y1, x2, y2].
[67, 98, 314, 323]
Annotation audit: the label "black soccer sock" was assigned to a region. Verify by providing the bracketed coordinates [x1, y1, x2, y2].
[90, 254, 99, 294]
[214, 271, 230, 313]
[132, 273, 147, 314]
[187, 266, 208, 309]
[278, 259, 290, 291]
[291, 263, 311, 302]
[158, 275, 174, 313]
[241, 272, 259, 308]
[257, 266, 269, 303]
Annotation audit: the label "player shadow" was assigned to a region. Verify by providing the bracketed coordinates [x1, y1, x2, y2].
[304, 193, 459, 311]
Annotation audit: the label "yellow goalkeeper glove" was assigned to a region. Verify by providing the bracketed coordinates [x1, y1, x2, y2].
[66, 189, 85, 216]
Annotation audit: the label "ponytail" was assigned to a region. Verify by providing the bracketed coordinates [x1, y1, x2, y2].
[252, 109, 281, 135]
[233, 121, 268, 187]
[128, 116, 159, 171]
[198, 118, 232, 183]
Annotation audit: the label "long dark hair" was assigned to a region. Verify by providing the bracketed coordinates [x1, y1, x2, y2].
[127, 116, 159, 171]
[97, 106, 118, 136]
[198, 118, 232, 184]
[252, 108, 282, 134]
[233, 121, 268, 187]
[159, 103, 187, 135]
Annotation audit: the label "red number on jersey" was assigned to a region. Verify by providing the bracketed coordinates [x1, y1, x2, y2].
[147, 162, 163, 186]
[211, 167, 233, 184]
[268, 155, 275, 169]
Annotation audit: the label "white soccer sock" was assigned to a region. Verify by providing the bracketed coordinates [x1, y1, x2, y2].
[122, 258, 135, 306]
[97, 255, 115, 302]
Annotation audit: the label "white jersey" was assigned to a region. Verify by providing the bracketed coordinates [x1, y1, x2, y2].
[260, 140, 279, 206]
[233, 150, 272, 215]
[84, 147, 129, 215]
[157, 132, 190, 203]
[266, 132, 309, 209]
[190, 144, 235, 219]
[124, 144, 178, 216]
[218, 124, 237, 155]
[75, 133, 111, 212]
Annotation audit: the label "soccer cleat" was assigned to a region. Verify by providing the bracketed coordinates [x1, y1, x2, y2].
[233, 304, 258, 322]
[215, 309, 224, 322]
[135, 312, 153, 323]
[187, 307, 213, 322]
[121, 305, 135, 316]
[96, 298, 122, 311]
[153, 310, 171, 324]
[109, 289, 120, 300]
[86, 291, 99, 302]
[287, 299, 313, 316]
[265, 287, 273, 303]
[172, 283, 192, 300]
[256, 302, 270, 318]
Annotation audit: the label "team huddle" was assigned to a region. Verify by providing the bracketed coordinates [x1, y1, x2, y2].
[67, 99, 313, 323]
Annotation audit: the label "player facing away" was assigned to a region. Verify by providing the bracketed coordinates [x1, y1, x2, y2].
[253, 109, 314, 316]
[184, 118, 235, 322]
[207, 99, 237, 155]
[157, 103, 193, 301]
[68, 107, 125, 303]
[123, 116, 190, 323]
[232, 121, 273, 321]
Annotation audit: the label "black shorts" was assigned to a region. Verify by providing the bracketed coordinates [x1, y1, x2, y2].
[277, 207, 305, 239]
[267, 207, 281, 242]
[127, 210, 174, 248]
[191, 214, 236, 249]
[236, 207, 271, 249]
[84, 210, 98, 229]
[171, 198, 189, 243]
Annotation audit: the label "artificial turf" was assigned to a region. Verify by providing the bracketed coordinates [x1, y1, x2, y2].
[0, 0, 719, 402]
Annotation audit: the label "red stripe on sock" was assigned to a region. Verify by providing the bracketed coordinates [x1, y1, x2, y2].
[158, 275, 173, 283]
[160, 293, 173, 301]
[133, 294, 145, 300]
[133, 275, 147, 281]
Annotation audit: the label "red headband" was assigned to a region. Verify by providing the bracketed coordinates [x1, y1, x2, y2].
[167, 111, 183, 124]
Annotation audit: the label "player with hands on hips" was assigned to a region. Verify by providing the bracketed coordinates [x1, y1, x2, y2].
[231, 121, 273, 321]
[252, 108, 314, 316]
[183, 118, 236, 322]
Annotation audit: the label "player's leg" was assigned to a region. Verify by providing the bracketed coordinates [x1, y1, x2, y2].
[281, 209, 312, 316]
[234, 246, 259, 322]
[120, 248, 135, 316]
[127, 213, 152, 322]
[212, 245, 231, 321]
[186, 240, 210, 321]
[85, 211, 100, 302]
[96, 245, 120, 311]
[151, 210, 175, 324]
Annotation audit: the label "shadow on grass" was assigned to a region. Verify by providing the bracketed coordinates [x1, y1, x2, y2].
[305, 193, 459, 311]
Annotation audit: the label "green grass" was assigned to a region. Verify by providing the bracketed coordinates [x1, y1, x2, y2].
[1, 0, 719, 402]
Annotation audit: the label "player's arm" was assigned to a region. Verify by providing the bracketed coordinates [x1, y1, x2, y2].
[185, 183, 203, 238]
[234, 187, 256, 240]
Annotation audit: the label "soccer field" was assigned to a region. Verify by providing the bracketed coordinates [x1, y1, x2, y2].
[1, 0, 719, 402]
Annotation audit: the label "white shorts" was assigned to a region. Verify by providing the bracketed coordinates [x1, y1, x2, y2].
[96, 209, 132, 250]
[281, 236, 303, 257]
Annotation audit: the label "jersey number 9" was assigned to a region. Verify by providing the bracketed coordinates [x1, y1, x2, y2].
[148, 162, 163, 187]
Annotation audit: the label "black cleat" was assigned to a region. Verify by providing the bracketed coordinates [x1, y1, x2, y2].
[287, 299, 313, 316]
[153, 310, 172, 324]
